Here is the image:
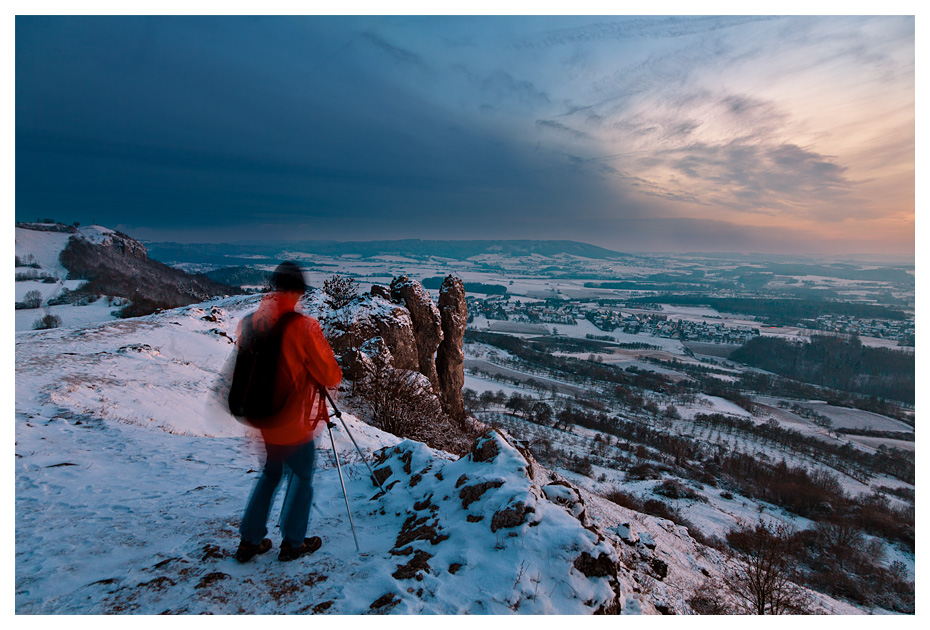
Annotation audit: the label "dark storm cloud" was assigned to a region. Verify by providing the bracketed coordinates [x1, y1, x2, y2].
[14, 15, 913, 254]
[16, 16, 618, 237]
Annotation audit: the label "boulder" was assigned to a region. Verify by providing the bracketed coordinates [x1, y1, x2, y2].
[616, 522, 638, 545]
[436, 275, 467, 420]
[370, 284, 391, 300]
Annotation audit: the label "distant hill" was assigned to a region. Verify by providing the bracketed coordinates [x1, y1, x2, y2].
[15, 222, 242, 322]
[145, 239, 632, 266]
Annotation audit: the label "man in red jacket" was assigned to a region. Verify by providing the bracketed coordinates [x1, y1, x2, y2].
[235, 261, 343, 562]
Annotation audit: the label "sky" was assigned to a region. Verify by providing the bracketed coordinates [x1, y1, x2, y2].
[14, 12, 916, 255]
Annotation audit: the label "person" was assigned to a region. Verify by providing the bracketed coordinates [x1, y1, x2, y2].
[234, 261, 342, 562]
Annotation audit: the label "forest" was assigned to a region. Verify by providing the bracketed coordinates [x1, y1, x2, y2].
[731, 335, 914, 404]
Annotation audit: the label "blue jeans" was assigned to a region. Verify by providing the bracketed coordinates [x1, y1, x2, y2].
[240, 439, 316, 547]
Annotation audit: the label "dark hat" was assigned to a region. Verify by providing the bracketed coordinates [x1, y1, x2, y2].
[270, 261, 306, 293]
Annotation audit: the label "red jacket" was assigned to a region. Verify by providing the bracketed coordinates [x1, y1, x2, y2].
[236, 293, 342, 445]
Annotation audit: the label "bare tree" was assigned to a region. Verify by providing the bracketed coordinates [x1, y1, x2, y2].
[351, 351, 478, 454]
[352, 352, 440, 439]
[20, 290, 43, 309]
[722, 519, 811, 614]
[687, 580, 733, 615]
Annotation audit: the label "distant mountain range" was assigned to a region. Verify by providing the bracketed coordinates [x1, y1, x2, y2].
[145, 239, 632, 266]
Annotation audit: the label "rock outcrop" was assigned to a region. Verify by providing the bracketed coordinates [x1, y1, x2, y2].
[101, 232, 147, 260]
[390, 276, 443, 392]
[324, 295, 420, 376]
[367, 429, 625, 614]
[436, 275, 467, 420]
[322, 274, 467, 423]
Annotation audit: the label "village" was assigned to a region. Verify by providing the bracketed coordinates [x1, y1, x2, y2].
[811, 313, 914, 345]
[465, 294, 763, 344]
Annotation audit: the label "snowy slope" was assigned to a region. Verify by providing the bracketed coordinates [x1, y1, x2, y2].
[14, 293, 867, 614]
[15, 294, 631, 614]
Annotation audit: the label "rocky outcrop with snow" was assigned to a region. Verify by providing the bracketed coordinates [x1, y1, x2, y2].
[320, 276, 467, 421]
[322, 294, 420, 375]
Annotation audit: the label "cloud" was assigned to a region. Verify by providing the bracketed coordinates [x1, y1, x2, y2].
[451, 65, 551, 111]
[14, 16, 913, 255]
[640, 139, 850, 214]
[360, 31, 428, 69]
[513, 16, 775, 49]
[535, 119, 590, 140]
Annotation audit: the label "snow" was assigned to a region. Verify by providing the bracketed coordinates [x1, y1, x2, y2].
[77, 224, 118, 244]
[12, 239, 912, 614]
[14, 227, 72, 278]
[676, 394, 753, 419]
[15, 296, 121, 332]
[463, 373, 533, 397]
[14, 295, 629, 614]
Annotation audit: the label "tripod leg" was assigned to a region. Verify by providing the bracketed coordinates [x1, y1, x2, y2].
[320, 387, 386, 494]
[328, 422, 360, 552]
[338, 417, 387, 493]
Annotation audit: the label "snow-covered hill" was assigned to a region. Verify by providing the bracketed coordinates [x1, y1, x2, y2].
[14, 294, 864, 614]
[14, 222, 239, 332]
[14, 224, 135, 331]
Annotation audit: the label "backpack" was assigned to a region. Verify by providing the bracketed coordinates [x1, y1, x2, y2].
[228, 311, 301, 425]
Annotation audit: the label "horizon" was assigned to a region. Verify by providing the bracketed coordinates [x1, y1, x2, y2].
[15, 14, 915, 256]
[14, 220, 916, 264]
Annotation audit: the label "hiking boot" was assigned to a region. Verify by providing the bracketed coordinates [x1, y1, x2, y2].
[278, 536, 322, 562]
[235, 538, 272, 563]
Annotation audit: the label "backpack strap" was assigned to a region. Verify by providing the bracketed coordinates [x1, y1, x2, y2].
[239, 313, 254, 345]
[273, 310, 302, 337]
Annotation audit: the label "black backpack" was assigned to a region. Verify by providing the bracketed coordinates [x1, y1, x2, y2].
[228, 311, 301, 425]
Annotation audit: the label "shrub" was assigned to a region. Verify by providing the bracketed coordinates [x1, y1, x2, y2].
[351, 351, 476, 455]
[16, 269, 55, 282]
[323, 274, 360, 310]
[567, 454, 593, 476]
[19, 290, 43, 309]
[114, 297, 173, 319]
[654, 479, 707, 502]
[32, 310, 62, 330]
[15, 254, 40, 268]
[687, 580, 733, 614]
[627, 462, 660, 481]
[604, 489, 643, 511]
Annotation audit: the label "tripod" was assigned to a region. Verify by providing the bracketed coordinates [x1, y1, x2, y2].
[321, 388, 386, 553]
